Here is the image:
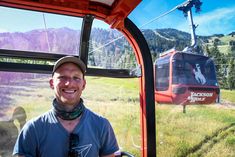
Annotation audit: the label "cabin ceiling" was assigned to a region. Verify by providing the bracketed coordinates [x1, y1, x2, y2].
[0, 0, 141, 29]
[91, 0, 115, 6]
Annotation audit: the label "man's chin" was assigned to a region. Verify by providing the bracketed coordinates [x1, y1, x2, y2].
[61, 99, 78, 106]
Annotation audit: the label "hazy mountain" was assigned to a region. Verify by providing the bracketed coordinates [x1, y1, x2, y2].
[0, 27, 80, 54]
[0, 27, 234, 63]
[0, 27, 234, 88]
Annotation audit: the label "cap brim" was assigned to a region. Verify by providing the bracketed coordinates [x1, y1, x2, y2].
[53, 56, 86, 74]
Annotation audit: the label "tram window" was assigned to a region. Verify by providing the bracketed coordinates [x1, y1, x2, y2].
[155, 63, 169, 91]
[89, 19, 137, 70]
[203, 59, 218, 86]
[172, 53, 218, 86]
[0, 71, 52, 156]
[0, 6, 82, 55]
[0, 71, 141, 156]
[172, 61, 194, 84]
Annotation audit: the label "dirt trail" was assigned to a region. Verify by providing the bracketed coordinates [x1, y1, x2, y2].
[216, 99, 235, 109]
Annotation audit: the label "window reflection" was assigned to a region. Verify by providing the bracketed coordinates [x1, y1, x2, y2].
[0, 7, 82, 55]
[0, 71, 141, 156]
[89, 19, 137, 70]
[172, 53, 218, 86]
[0, 72, 51, 156]
[155, 56, 170, 91]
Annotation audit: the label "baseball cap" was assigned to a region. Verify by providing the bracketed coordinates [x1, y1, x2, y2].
[52, 56, 86, 75]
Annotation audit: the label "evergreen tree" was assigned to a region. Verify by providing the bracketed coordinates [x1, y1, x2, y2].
[88, 41, 96, 66]
[210, 41, 226, 88]
[205, 44, 212, 57]
[227, 58, 235, 90]
[229, 40, 235, 53]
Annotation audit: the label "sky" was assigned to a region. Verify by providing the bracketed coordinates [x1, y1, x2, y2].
[0, 0, 235, 36]
[0, 7, 110, 33]
[129, 0, 235, 35]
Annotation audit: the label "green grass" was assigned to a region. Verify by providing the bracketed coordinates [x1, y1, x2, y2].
[2, 76, 235, 157]
[218, 45, 231, 55]
[156, 105, 235, 157]
[221, 89, 235, 103]
[207, 35, 235, 54]
[219, 35, 235, 44]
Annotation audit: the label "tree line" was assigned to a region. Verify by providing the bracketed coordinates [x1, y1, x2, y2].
[205, 40, 235, 90]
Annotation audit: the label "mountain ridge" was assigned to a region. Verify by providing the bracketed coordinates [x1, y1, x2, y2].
[0, 27, 234, 56]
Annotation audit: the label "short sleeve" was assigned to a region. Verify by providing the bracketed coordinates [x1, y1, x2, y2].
[99, 119, 119, 156]
[13, 120, 38, 157]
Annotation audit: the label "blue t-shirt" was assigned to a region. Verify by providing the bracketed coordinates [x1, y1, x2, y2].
[13, 107, 119, 157]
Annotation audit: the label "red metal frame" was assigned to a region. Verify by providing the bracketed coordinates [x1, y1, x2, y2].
[0, 0, 140, 29]
[122, 19, 156, 157]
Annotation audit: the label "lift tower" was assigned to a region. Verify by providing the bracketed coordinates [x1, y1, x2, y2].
[177, 0, 202, 51]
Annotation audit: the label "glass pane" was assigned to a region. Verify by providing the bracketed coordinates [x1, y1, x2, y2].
[172, 53, 218, 86]
[83, 77, 140, 156]
[0, 72, 51, 156]
[88, 19, 137, 69]
[155, 56, 170, 91]
[0, 6, 82, 55]
[155, 64, 169, 91]
[0, 71, 140, 156]
[88, 21, 140, 155]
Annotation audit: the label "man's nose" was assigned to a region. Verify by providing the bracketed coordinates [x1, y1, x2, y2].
[64, 78, 73, 85]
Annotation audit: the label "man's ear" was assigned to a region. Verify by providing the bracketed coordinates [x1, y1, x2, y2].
[49, 78, 54, 89]
[82, 79, 86, 90]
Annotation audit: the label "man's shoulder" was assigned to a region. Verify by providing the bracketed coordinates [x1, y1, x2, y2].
[33, 110, 54, 121]
[24, 110, 55, 128]
[79, 108, 114, 137]
[85, 108, 108, 122]
[83, 108, 111, 130]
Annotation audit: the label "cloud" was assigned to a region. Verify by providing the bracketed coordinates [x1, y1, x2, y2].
[176, 6, 235, 35]
[197, 8, 234, 22]
[0, 28, 8, 33]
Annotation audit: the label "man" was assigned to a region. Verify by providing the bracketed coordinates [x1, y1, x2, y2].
[13, 56, 119, 157]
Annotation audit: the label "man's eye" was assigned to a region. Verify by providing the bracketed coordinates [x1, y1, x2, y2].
[57, 76, 66, 80]
[56, 76, 82, 82]
[73, 77, 81, 81]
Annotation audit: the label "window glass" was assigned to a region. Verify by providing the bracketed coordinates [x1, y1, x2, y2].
[89, 19, 137, 69]
[0, 72, 51, 156]
[0, 6, 82, 55]
[0, 72, 141, 156]
[88, 20, 140, 154]
[155, 56, 170, 91]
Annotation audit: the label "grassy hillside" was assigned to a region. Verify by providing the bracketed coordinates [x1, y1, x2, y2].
[2, 76, 235, 157]
[206, 34, 235, 54]
[219, 35, 235, 45]
[221, 89, 235, 103]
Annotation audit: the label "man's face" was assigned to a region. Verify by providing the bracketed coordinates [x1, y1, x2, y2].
[49, 63, 86, 106]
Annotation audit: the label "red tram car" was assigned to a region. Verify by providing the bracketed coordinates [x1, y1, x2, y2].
[154, 49, 220, 105]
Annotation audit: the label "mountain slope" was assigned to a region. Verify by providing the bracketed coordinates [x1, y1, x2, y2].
[0, 27, 234, 63]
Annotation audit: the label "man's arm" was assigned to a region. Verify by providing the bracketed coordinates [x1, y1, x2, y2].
[100, 118, 119, 157]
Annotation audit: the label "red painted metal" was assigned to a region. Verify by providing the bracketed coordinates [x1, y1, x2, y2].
[121, 28, 147, 157]
[0, 0, 141, 29]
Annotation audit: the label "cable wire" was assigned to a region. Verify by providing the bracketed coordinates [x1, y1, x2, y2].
[42, 13, 51, 52]
[88, 2, 185, 53]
